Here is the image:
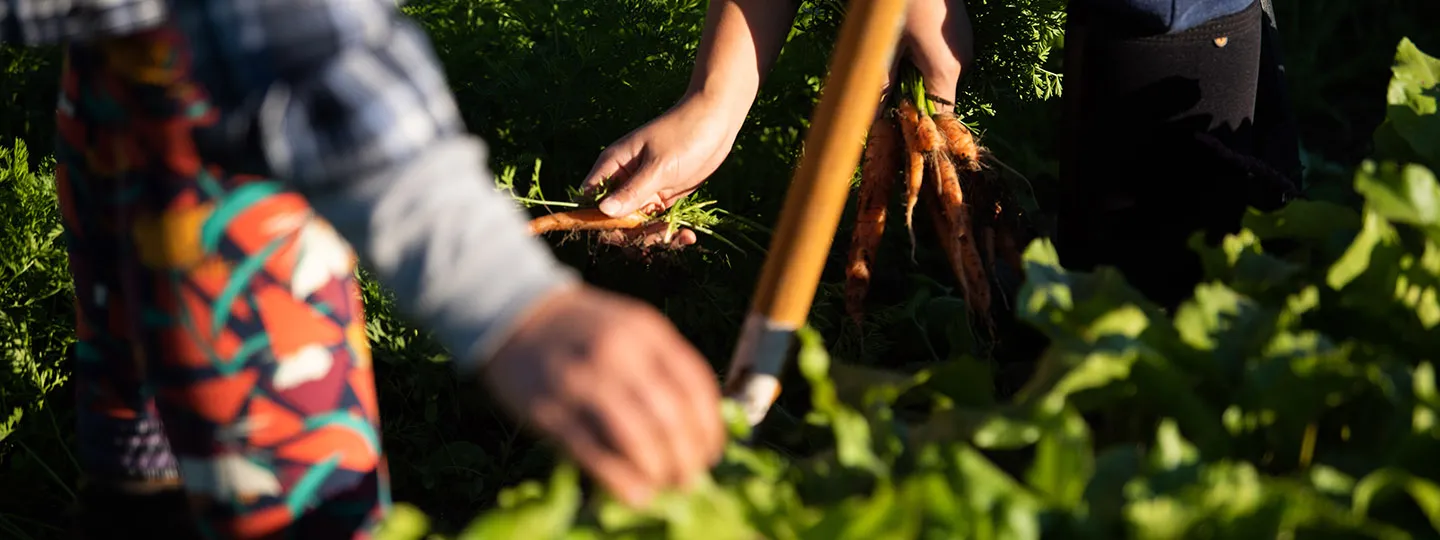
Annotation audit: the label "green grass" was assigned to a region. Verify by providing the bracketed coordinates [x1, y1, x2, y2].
[0, 0, 1436, 537]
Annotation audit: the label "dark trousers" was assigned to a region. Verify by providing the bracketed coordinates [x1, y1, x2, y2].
[1055, 0, 1300, 309]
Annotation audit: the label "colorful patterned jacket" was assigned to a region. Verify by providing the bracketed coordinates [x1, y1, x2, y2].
[1, 0, 579, 375]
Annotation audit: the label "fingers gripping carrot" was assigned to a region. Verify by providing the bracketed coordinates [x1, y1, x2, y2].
[846, 116, 902, 328]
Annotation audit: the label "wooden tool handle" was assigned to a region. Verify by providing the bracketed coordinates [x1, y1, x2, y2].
[724, 0, 912, 426]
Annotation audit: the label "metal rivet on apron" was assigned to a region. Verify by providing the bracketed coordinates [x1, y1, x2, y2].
[1214, 36, 1229, 48]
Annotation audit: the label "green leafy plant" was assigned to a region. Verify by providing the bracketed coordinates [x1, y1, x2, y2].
[0, 2, 1431, 539]
[371, 37, 1440, 540]
[0, 140, 77, 538]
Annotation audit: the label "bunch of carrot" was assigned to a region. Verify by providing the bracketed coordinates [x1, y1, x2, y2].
[845, 65, 1025, 335]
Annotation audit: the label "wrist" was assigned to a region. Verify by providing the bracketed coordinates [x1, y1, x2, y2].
[479, 279, 585, 371]
[677, 83, 755, 133]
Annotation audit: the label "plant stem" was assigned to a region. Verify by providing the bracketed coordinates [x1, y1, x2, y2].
[900, 60, 934, 115]
[49, 407, 80, 473]
[510, 197, 579, 208]
[0, 515, 37, 540]
[2, 513, 63, 533]
[1299, 422, 1318, 467]
[19, 440, 76, 502]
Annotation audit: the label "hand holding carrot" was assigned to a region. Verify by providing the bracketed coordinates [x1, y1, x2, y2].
[578, 94, 736, 250]
[480, 283, 726, 507]
[580, 0, 974, 253]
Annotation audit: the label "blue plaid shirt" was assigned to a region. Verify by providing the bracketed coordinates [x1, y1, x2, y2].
[2, 0, 579, 374]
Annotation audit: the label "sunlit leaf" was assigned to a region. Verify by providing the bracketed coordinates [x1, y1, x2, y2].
[1373, 38, 1440, 168]
[1025, 408, 1093, 509]
[458, 463, 582, 540]
[1353, 468, 1440, 532]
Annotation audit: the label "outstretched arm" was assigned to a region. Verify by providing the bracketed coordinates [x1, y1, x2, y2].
[688, 0, 973, 122]
[579, 0, 802, 221]
[582, 0, 976, 234]
[684, 0, 804, 130]
[902, 0, 975, 112]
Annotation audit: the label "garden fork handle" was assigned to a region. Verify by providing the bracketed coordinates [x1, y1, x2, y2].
[723, 0, 911, 427]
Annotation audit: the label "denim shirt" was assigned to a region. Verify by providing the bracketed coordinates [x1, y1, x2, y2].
[1079, 0, 1256, 34]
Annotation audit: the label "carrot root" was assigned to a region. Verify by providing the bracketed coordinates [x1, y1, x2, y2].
[934, 113, 980, 172]
[846, 116, 902, 328]
[917, 114, 944, 155]
[528, 208, 651, 235]
[896, 99, 928, 261]
[842, 99, 1019, 343]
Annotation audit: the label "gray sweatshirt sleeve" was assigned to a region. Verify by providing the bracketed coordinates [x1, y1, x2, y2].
[161, 0, 580, 376]
[304, 134, 580, 377]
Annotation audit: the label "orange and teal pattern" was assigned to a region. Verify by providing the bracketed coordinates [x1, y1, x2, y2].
[56, 26, 391, 539]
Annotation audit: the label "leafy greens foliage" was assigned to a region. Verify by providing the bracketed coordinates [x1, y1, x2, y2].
[0, 1, 1436, 539]
[371, 38, 1440, 540]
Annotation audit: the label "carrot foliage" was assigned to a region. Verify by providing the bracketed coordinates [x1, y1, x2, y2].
[0, 1, 1437, 538]
[377, 38, 1440, 540]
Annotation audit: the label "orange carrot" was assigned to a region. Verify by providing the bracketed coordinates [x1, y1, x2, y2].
[896, 99, 927, 259]
[528, 208, 650, 235]
[926, 157, 992, 332]
[934, 113, 980, 171]
[925, 185, 956, 255]
[933, 153, 966, 232]
[957, 219, 993, 334]
[917, 114, 944, 155]
[926, 165, 966, 296]
[930, 160, 975, 301]
[846, 116, 902, 328]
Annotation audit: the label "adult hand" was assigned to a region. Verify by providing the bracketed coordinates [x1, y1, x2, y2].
[481, 283, 727, 507]
[578, 94, 740, 251]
